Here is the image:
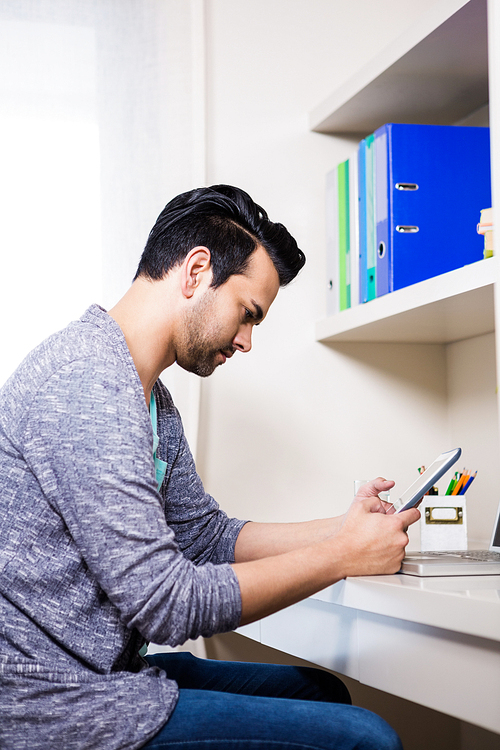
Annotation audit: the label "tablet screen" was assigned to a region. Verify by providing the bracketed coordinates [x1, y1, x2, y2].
[392, 448, 461, 514]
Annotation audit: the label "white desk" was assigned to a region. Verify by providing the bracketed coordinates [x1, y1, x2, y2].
[238, 574, 500, 734]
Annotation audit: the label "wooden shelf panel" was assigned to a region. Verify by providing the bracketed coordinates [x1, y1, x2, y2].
[310, 0, 488, 135]
[315, 258, 495, 344]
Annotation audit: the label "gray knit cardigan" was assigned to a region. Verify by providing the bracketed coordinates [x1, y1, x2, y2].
[0, 305, 245, 749]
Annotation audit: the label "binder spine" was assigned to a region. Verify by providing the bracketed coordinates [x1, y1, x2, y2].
[365, 134, 377, 301]
[338, 160, 350, 310]
[325, 167, 339, 315]
[358, 139, 368, 304]
[375, 125, 389, 297]
[389, 123, 491, 291]
[349, 151, 360, 307]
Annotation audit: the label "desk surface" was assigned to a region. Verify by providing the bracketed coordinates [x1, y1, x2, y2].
[311, 573, 500, 642]
[240, 572, 500, 733]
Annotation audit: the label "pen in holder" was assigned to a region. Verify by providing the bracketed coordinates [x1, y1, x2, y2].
[420, 495, 468, 551]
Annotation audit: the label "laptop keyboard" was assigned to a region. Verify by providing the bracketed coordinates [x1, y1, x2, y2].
[420, 550, 500, 561]
[457, 551, 500, 561]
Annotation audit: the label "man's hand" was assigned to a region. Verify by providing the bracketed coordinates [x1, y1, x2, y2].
[335, 492, 420, 577]
[333, 476, 419, 577]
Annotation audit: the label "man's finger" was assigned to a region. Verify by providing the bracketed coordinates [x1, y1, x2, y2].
[396, 507, 421, 528]
[356, 477, 395, 498]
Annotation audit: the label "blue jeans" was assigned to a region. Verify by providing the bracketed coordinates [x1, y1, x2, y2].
[142, 652, 402, 750]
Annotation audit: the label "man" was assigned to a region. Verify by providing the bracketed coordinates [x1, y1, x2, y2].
[0, 185, 419, 749]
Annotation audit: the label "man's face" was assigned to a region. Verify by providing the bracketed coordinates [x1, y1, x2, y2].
[177, 245, 280, 377]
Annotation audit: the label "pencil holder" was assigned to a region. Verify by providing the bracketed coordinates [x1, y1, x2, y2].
[420, 495, 468, 552]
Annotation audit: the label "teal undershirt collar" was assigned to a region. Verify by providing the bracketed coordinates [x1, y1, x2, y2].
[150, 391, 167, 491]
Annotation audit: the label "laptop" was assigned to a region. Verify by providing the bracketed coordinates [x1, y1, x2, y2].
[400, 500, 500, 577]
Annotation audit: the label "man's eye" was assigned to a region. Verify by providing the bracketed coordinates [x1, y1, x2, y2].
[244, 308, 253, 320]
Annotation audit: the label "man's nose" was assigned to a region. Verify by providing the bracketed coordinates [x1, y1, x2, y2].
[233, 324, 253, 353]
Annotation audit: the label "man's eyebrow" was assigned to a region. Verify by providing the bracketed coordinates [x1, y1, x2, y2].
[250, 300, 264, 323]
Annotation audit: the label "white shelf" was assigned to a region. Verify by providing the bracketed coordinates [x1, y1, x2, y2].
[310, 0, 488, 135]
[315, 257, 495, 344]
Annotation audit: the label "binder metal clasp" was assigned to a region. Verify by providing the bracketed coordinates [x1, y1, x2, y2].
[395, 183, 419, 191]
[396, 225, 419, 233]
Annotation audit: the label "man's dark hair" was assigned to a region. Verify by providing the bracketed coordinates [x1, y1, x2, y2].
[134, 185, 305, 288]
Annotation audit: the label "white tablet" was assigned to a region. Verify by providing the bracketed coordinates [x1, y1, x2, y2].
[392, 448, 462, 514]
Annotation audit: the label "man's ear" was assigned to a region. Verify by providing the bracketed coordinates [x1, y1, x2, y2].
[180, 246, 212, 299]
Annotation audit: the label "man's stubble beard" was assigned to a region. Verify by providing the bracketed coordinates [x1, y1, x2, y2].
[177, 292, 233, 378]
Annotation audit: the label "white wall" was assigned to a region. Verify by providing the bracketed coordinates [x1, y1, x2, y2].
[0, 0, 200, 324]
[196, 0, 498, 547]
[0, 14, 102, 383]
[0, 0, 203, 447]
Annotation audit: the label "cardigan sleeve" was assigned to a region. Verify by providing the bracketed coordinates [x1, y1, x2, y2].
[153, 379, 247, 566]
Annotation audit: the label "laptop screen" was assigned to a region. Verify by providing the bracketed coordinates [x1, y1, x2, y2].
[491, 503, 500, 551]
[491, 507, 500, 552]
